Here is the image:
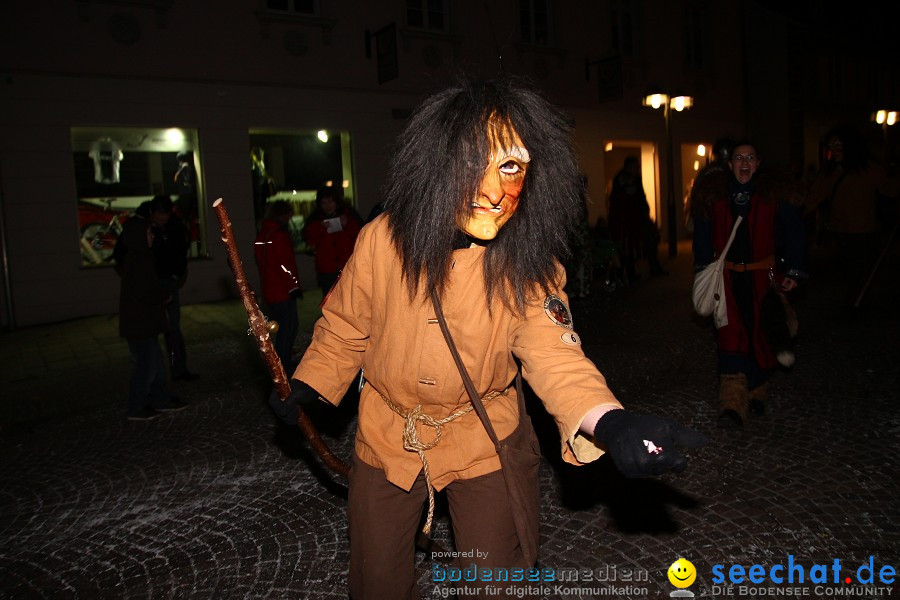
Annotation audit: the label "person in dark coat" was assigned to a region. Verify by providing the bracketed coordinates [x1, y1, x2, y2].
[147, 195, 198, 381]
[118, 216, 187, 420]
[608, 156, 666, 279]
[115, 195, 198, 381]
[608, 157, 644, 281]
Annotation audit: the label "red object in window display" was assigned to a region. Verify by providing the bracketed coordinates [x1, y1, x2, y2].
[78, 200, 133, 266]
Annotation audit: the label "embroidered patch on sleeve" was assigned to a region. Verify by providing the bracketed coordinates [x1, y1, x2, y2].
[561, 332, 581, 346]
[543, 295, 573, 329]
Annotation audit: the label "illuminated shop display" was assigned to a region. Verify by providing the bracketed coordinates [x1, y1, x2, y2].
[71, 127, 206, 267]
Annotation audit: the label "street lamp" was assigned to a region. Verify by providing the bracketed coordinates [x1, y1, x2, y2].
[643, 90, 693, 257]
[875, 109, 898, 126]
[873, 109, 897, 158]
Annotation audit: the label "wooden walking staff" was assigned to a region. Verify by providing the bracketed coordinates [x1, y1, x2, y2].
[212, 198, 350, 477]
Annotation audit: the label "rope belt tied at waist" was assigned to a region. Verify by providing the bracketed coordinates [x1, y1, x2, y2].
[725, 254, 775, 272]
[380, 388, 507, 536]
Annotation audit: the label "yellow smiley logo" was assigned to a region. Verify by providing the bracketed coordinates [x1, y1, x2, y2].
[667, 558, 697, 588]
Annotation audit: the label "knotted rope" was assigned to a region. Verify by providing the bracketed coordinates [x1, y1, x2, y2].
[381, 389, 505, 535]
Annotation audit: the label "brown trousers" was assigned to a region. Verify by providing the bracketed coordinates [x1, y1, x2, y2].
[348, 454, 534, 600]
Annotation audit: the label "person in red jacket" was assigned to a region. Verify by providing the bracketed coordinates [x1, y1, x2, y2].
[303, 185, 362, 295]
[255, 201, 303, 370]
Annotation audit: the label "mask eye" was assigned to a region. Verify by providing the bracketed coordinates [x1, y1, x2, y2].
[499, 160, 522, 175]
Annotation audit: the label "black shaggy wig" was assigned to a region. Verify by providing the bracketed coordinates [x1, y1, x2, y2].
[383, 77, 583, 314]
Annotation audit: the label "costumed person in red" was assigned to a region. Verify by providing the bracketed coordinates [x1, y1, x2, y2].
[255, 200, 303, 370]
[303, 185, 362, 295]
[267, 77, 707, 599]
[692, 141, 807, 430]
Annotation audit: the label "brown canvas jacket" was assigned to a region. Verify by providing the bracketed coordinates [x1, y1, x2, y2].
[294, 215, 622, 491]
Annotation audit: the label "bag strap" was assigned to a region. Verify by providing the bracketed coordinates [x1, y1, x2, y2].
[717, 215, 744, 264]
[431, 290, 523, 452]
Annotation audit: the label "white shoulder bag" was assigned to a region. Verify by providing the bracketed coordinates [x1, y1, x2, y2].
[692, 215, 743, 328]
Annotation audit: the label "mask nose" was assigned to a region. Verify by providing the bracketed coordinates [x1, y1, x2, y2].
[479, 169, 504, 206]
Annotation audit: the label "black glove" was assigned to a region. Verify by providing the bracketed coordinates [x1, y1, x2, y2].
[593, 409, 708, 478]
[268, 378, 318, 425]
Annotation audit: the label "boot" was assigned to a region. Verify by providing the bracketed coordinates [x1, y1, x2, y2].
[717, 373, 749, 429]
[749, 382, 768, 417]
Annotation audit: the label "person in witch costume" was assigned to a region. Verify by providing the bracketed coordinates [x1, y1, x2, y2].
[692, 141, 807, 430]
[269, 77, 706, 599]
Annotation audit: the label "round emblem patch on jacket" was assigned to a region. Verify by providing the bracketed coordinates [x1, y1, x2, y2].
[543, 295, 573, 329]
[561, 332, 581, 346]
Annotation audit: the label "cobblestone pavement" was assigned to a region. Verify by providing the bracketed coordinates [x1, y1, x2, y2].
[1, 241, 898, 600]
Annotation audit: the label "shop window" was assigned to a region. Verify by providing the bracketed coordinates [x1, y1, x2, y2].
[249, 129, 355, 251]
[71, 127, 206, 267]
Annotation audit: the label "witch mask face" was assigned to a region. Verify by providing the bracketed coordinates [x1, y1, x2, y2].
[460, 121, 530, 241]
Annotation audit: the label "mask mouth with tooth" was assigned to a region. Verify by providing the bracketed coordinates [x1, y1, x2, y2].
[471, 200, 506, 213]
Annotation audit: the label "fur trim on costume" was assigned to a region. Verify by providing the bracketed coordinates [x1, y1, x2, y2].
[761, 289, 798, 368]
[776, 350, 795, 368]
